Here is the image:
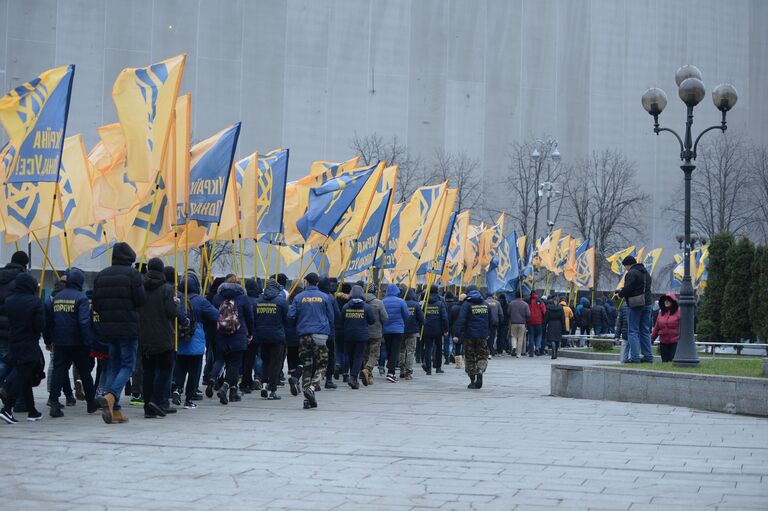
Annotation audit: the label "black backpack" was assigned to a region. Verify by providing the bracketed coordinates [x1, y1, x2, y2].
[179, 296, 197, 341]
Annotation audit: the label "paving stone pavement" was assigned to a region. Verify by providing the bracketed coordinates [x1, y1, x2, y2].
[1, 355, 766, 510]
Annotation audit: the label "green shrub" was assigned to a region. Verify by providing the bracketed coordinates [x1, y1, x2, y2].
[591, 339, 613, 352]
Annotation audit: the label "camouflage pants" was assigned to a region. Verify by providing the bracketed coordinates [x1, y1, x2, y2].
[299, 335, 329, 391]
[398, 334, 418, 373]
[364, 337, 383, 371]
[464, 338, 489, 376]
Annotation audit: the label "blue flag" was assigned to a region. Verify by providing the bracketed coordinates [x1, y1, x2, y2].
[487, 232, 520, 293]
[296, 165, 375, 240]
[258, 148, 289, 234]
[342, 190, 391, 280]
[187, 123, 241, 225]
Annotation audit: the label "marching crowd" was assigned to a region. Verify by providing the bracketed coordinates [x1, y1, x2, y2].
[0, 243, 664, 424]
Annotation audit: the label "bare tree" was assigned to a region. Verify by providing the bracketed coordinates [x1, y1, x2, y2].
[665, 132, 755, 241]
[498, 139, 568, 243]
[349, 133, 428, 203]
[191, 240, 254, 279]
[563, 149, 649, 290]
[431, 150, 483, 213]
[749, 145, 768, 243]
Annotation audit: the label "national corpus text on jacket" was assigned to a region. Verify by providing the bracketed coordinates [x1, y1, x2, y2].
[92, 242, 146, 342]
[423, 292, 448, 338]
[342, 289, 376, 342]
[44, 268, 93, 348]
[403, 289, 425, 335]
[253, 280, 289, 343]
[454, 290, 492, 339]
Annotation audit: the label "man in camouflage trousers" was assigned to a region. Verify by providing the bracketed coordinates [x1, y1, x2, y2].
[361, 286, 387, 385]
[453, 289, 492, 389]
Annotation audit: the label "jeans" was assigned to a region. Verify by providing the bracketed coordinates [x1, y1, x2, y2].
[212, 350, 245, 387]
[593, 325, 604, 335]
[627, 305, 653, 362]
[383, 333, 403, 376]
[527, 325, 543, 354]
[443, 334, 453, 359]
[486, 327, 497, 354]
[104, 339, 138, 407]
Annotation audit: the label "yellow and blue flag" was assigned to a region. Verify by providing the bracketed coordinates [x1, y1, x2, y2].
[296, 165, 376, 240]
[429, 211, 457, 276]
[395, 182, 448, 274]
[257, 148, 289, 234]
[112, 55, 185, 183]
[642, 247, 664, 277]
[341, 190, 391, 279]
[607, 245, 636, 275]
[574, 245, 595, 289]
[417, 188, 457, 275]
[440, 210, 470, 286]
[487, 231, 520, 293]
[187, 123, 241, 225]
[377, 202, 406, 270]
[1, 64, 75, 183]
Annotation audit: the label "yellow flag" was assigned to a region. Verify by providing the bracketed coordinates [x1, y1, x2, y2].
[309, 156, 360, 176]
[441, 210, 470, 286]
[394, 182, 448, 274]
[463, 224, 485, 285]
[606, 246, 636, 275]
[417, 188, 457, 271]
[171, 94, 191, 225]
[68, 221, 116, 261]
[479, 213, 506, 268]
[112, 54, 186, 182]
[563, 238, 578, 282]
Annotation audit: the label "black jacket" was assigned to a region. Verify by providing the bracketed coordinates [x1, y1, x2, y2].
[591, 301, 609, 330]
[342, 297, 375, 343]
[618, 263, 653, 306]
[212, 283, 255, 352]
[0, 262, 26, 349]
[454, 291, 491, 340]
[253, 282, 289, 344]
[423, 294, 448, 338]
[5, 272, 45, 364]
[44, 268, 93, 347]
[92, 243, 146, 341]
[544, 302, 566, 342]
[404, 290, 425, 335]
[139, 270, 179, 355]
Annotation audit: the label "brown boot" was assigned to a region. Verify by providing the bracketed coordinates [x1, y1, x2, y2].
[361, 368, 373, 386]
[98, 393, 115, 424]
[455, 355, 463, 369]
[112, 409, 129, 424]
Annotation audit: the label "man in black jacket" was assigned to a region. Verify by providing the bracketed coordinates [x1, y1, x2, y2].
[254, 279, 289, 400]
[617, 255, 654, 363]
[93, 242, 146, 424]
[422, 287, 447, 375]
[0, 251, 28, 392]
[454, 290, 492, 389]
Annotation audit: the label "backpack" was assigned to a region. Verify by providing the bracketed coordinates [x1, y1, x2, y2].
[217, 299, 240, 336]
[179, 296, 197, 341]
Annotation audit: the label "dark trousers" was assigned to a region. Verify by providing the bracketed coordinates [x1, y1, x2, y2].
[325, 338, 335, 379]
[423, 336, 442, 370]
[550, 339, 560, 358]
[497, 325, 509, 353]
[173, 354, 203, 400]
[384, 333, 403, 376]
[660, 343, 677, 362]
[142, 351, 174, 412]
[3, 361, 40, 414]
[203, 337, 215, 384]
[286, 345, 300, 372]
[346, 341, 366, 377]
[216, 350, 244, 387]
[50, 345, 95, 404]
[486, 327, 497, 354]
[260, 343, 285, 391]
[241, 341, 260, 386]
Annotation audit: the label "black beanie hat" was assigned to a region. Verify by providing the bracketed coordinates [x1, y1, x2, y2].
[621, 255, 637, 266]
[304, 272, 319, 285]
[147, 257, 164, 273]
[11, 251, 29, 266]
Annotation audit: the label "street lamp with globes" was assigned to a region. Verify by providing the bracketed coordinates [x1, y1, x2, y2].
[641, 65, 737, 366]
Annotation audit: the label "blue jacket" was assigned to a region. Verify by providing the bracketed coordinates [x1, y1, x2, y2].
[178, 274, 219, 356]
[382, 284, 410, 335]
[288, 285, 335, 336]
[423, 293, 448, 338]
[403, 290, 425, 335]
[253, 282, 289, 344]
[212, 282, 255, 353]
[44, 268, 93, 347]
[454, 290, 491, 340]
[342, 298, 375, 343]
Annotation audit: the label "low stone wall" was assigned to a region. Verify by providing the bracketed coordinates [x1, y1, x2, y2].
[551, 363, 768, 417]
[558, 350, 620, 361]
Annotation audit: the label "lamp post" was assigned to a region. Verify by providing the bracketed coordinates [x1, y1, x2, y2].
[642, 65, 737, 366]
[531, 139, 562, 238]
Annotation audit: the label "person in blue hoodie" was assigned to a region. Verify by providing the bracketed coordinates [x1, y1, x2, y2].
[422, 286, 448, 375]
[44, 268, 98, 418]
[288, 272, 334, 409]
[381, 284, 410, 383]
[341, 285, 375, 389]
[211, 276, 255, 405]
[399, 288, 424, 380]
[173, 272, 219, 409]
[454, 289, 492, 389]
[254, 278, 289, 400]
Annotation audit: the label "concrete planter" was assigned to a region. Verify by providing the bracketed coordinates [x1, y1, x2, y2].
[559, 349, 620, 361]
[764, 358, 768, 376]
[551, 363, 768, 417]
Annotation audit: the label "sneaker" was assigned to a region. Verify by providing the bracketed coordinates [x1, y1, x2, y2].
[191, 390, 204, 401]
[87, 400, 99, 414]
[303, 387, 317, 408]
[303, 399, 311, 409]
[229, 389, 242, 402]
[342, 374, 349, 383]
[253, 379, 262, 393]
[324, 379, 337, 390]
[435, 367, 444, 374]
[146, 402, 166, 417]
[421, 364, 428, 374]
[46, 399, 62, 408]
[386, 374, 397, 383]
[161, 406, 178, 414]
[65, 396, 77, 407]
[183, 401, 198, 410]
[240, 383, 252, 394]
[334, 365, 341, 380]
[268, 391, 281, 400]
[0, 409, 17, 424]
[288, 376, 299, 397]
[404, 373, 413, 381]
[74, 380, 85, 401]
[349, 376, 360, 390]
[172, 390, 182, 406]
[260, 385, 269, 399]
[205, 382, 214, 398]
[49, 403, 64, 418]
[129, 395, 144, 406]
[27, 409, 43, 421]
[217, 383, 230, 405]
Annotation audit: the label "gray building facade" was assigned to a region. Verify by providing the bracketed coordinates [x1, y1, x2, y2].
[1, 0, 767, 274]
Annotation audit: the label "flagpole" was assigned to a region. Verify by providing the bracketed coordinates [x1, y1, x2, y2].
[54, 186, 72, 268]
[274, 239, 281, 281]
[30, 231, 60, 281]
[174, 226, 179, 351]
[265, 238, 272, 278]
[201, 223, 220, 296]
[237, 227, 246, 287]
[37, 185, 60, 297]
[102, 223, 111, 262]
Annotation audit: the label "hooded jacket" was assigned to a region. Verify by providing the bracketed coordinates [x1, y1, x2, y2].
[507, 296, 531, 325]
[139, 270, 180, 355]
[254, 281, 289, 343]
[288, 284, 335, 337]
[178, 273, 219, 356]
[527, 292, 546, 326]
[342, 287, 375, 342]
[651, 293, 680, 344]
[5, 272, 45, 364]
[403, 289, 425, 335]
[213, 282, 255, 352]
[544, 301, 566, 342]
[363, 291, 388, 339]
[618, 263, 653, 306]
[44, 268, 93, 347]
[604, 299, 618, 326]
[590, 299, 609, 330]
[92, 242, 146, 341]
[454, 290, 491, 339]
[576, 297, 592, 330]
[423, 293, 448, 338]
[0, 262, 26, 350]
[382, 284, 410, 335]
[614, 302, 629, 340]
[318, 277, 340, 342]
[486, 296, 501, 328]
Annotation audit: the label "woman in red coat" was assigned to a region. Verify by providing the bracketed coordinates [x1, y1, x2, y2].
[651, 293, 680, 362]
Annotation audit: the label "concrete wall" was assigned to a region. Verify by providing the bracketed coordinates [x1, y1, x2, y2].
[1, 0, 767, 272]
